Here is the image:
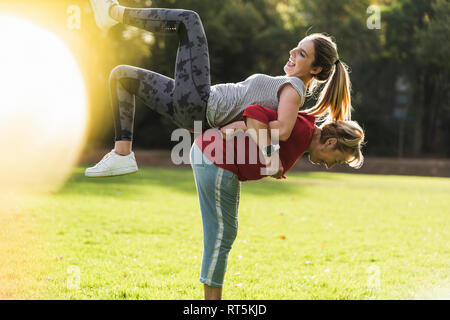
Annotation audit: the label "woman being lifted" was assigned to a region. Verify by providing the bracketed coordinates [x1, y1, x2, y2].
[86, 0, 352, 177]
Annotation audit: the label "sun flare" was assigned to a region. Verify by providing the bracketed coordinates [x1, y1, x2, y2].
[0, 15, 87, 202]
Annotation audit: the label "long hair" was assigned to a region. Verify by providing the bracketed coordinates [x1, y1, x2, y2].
[302, 33, 352, 122]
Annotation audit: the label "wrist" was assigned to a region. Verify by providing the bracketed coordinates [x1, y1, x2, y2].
[262, 144, 280, 157]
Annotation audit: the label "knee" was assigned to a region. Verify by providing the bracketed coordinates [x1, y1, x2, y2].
[221, 226, 238, 251]
[109, 65, 129, 82]
[180, 10, 201, 23]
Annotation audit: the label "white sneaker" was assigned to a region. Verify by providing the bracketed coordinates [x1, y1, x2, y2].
[85, 150, 138, 177]
[89, 0, 119, 30]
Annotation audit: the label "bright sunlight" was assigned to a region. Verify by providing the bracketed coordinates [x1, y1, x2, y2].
[0, 15, 87, 206]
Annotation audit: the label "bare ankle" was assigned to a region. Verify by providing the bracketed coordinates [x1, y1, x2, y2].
[114, 150, 130, 156]
[114, 140, 132, 155]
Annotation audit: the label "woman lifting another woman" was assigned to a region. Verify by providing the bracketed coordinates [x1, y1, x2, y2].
[85, 0, 352, 177]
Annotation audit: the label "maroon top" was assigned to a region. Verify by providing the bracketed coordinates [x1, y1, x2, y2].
[194, 105, 315, 181]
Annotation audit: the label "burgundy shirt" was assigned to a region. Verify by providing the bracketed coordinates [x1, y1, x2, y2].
[194, 105, 315, 181]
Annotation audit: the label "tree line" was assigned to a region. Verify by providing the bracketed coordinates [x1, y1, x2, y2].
[84, 0, 449, 158]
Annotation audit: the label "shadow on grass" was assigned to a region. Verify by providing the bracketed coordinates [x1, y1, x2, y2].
[56, 166, 325, 199]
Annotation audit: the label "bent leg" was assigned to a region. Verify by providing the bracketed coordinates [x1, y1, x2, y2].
[109, 64, 178, 141]
[122, 8, 211, 130]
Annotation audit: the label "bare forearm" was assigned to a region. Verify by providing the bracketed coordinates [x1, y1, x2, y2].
[245, 118, 271, 151]
[220, 121, 247, 132]
[220, 121, 248, 140]
[248, 118, 283, 177]
[268, 120, 287, 141]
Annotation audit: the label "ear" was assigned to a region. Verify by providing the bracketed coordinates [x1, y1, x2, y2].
[325, 138, 337, 147]
[311, 66, 322, 76]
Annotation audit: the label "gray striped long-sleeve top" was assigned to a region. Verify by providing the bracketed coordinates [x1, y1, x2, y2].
[205, 73, 306, 128]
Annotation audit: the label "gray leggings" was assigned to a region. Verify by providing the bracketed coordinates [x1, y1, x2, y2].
[109, 8, 211, 141]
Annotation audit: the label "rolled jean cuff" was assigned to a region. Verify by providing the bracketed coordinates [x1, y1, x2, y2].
[199, 277, 223, 288]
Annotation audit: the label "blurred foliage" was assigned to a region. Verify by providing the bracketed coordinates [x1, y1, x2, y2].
[1, 0, 449, 157]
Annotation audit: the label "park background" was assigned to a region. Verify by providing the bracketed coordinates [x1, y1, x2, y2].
[0, 0, 449, 300]
[3, 0, 449, 163]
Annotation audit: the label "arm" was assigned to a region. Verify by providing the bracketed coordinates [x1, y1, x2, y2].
[220, 121, 247, 139]
[242, 105, 283, 175]
[246, 117, 284, 179]
[220, 120, 282, 176]
[245, 118, 272, 156]
[268, 84, 301, 141]
[245, 116, 286, 179]
[221, 116, 284, 178]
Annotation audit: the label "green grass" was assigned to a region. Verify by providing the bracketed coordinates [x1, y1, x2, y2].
[1, 167, 449, 299]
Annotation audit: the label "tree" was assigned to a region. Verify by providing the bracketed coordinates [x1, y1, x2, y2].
[77, 0, 449, 157]
[383, 0, 449, 156]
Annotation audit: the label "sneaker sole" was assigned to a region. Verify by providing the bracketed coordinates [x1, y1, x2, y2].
[89, 0, 104, 29]
[90, 0, 115, 30]
[85, 166, 139, 178]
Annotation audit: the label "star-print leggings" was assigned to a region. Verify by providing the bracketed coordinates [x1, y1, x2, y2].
[109, 8, 211, 141]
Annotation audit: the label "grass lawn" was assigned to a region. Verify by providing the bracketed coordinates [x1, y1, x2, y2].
[1, 166, 449, 299]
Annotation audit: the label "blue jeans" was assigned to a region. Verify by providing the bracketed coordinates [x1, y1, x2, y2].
[190, 143, 241, 288]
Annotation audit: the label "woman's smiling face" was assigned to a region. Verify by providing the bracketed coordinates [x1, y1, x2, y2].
[284, 39, 318, 81]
